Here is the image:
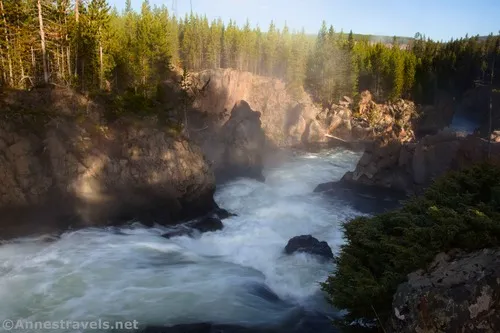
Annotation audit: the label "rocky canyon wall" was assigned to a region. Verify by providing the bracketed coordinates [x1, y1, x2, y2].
[0, 87, 217, 239]
[192, 68, 326, 147]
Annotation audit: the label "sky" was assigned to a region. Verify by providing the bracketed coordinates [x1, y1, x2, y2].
[109, 0, 500, 41]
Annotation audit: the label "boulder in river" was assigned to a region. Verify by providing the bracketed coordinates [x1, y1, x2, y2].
[161, 216, 224, 239]
[387, 249, 500, 333]
[161, 226, 194, 239]
[212, 207, 237, 220]
[284, 235, 333, 260]
[192, 216, 224, 233]
[314, 179, 406, 214]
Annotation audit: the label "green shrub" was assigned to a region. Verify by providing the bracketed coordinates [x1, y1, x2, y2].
[94, 90, 182, 131]
[321, 163, 500, 327]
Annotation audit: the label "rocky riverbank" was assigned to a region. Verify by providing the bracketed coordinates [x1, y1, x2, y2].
[321, 163, 500, 332]
[0, 87, 217, 239]
[315, 130, 500, 196]
[388, 248, 500, 333]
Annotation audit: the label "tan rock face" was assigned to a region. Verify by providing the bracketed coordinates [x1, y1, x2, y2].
[341, 130, 499, 194]
[321, 90, 417, 144]
[193, 68, 325, 147]
[0, 88, 216, 239]
[388, 249, 500, 333]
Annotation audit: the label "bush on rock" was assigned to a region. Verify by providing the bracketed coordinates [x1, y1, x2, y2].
[321, 163, 500, 326]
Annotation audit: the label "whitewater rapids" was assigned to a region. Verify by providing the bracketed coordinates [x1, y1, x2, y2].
[0, 148, 364, 332]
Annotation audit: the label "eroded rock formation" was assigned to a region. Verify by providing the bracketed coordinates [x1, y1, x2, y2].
[319, 91, 418, 144]
[0, 87, 217, 239]
[333, 130, 500, 194]
[198, 100, 267, 182]
[192, 68, 326, 147]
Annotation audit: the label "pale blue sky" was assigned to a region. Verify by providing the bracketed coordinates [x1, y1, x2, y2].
[110, 0, 500, 41]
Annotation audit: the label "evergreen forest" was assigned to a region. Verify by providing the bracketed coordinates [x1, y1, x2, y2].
[1, 0, 499, 108]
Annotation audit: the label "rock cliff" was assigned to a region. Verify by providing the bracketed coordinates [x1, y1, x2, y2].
[192, 68, 326, 147]
[318, 90, 462, 146]
[322, 130, 500, 194]
[318, 91, 418, 144]
[388, 249, 500, 333]
[209, 100, 266, 182]
[0, 87, 217, 239]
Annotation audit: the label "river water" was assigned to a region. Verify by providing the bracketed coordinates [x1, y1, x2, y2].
[0, 148, 365, 333]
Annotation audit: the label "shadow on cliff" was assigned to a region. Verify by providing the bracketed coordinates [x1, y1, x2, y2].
[0, 87, 217, 240]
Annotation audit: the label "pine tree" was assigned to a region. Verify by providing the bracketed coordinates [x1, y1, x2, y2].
[87, 0, 110, 89]
[0, 0, 497, 109]
[262, 20, 277, 76]
[387, 46, 405, 100]
[276, 23, 291, 78]
[286, 29, 307, 98]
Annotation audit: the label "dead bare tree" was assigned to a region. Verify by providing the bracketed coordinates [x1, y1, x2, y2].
[37, 0, 49, 83]
[0, 0, 13, 86]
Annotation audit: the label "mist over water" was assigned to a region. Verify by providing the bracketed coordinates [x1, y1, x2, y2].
[0, 148, 363, 332]
[450, 114, 480, 134]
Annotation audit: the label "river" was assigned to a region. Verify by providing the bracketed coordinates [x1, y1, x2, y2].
[0, 148, 366, 333]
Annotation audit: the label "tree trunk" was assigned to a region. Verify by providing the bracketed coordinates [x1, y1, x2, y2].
[37, 0, 49, 84]
[64, 3, 70, 80]
[75, 0, 79, 22]
[0, 0, 13, 86]
[19, 57, 25, 88]
[81, 59, 85, 90]
[67, 46, 71, 80]
[57, 47, 61, 80]
[488, 58, 495, 160]
[31, 46, 35, 70]
[0, 45, 6, 84]
[74, 0, 79, 77]
[61, 47, 66, 82]
[99, 38, 103, 89]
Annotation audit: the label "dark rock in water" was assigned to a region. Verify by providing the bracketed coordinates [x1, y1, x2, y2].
[314, 177, 406, 199]
[191, 216, 223, 233]
[161, 226, 194, 239]
[313, 182, 334, 193]
[314, 179, 406, 215]
[212, 208, 237, 220]
[161, 216, 223, 239]
[284, 235, 333, 260]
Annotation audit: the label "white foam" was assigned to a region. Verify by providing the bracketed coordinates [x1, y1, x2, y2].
[0, 148, 362, 331]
